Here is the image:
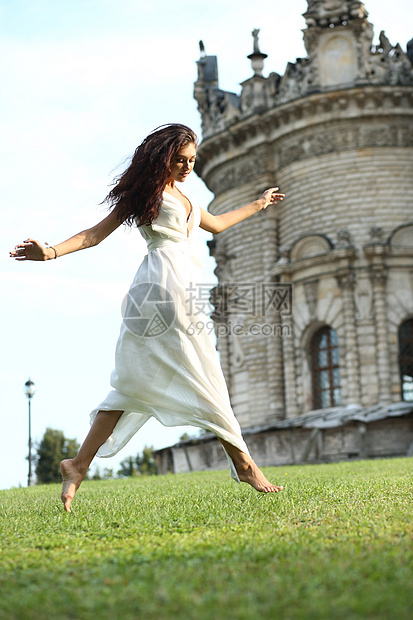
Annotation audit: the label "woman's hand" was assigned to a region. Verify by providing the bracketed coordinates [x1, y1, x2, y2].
[255, 187, 285, 211]
[9, 238, 54, 261]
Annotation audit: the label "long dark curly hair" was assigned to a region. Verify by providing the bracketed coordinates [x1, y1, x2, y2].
[104, 124, 198, 227]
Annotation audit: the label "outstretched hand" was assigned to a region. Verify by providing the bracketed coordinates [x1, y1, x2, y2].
[9, 238, 50, 261]
[256, 187, 285, 211]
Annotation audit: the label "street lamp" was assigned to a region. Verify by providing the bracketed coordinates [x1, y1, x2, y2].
[24, 378, 36, 487]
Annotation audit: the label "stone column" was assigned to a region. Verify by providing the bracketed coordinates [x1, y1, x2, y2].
[262, 208, 285, 419]
[210, 284, 231, 385]
[264, 303, 285, 419]
[281, 310, 300, 418]
[370, 267, 392, 404]
[336, 270, 361, 404]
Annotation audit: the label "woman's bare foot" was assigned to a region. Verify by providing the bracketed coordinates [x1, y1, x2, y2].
[60, 459, 87, 512]
[237, 460, 283, 494]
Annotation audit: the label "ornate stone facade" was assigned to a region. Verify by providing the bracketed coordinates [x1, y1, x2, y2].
[155, 1, 413, 474]
[193, 1, 413, 429]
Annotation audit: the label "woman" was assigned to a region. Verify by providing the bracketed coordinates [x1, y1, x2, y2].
[10, 124, 285, 512]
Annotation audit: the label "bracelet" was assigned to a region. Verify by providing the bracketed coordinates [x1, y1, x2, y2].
[46, 245, 58, 259]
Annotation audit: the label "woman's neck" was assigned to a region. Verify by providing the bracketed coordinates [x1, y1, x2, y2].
[165, 179, 175, 191]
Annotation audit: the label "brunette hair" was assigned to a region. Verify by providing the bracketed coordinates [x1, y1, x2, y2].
[104, 124, 198, 227]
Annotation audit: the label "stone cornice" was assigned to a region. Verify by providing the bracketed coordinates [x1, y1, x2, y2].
[195, 85, 413, 183]
[364, 243, 413, 261]
[271, 247, 357, 279]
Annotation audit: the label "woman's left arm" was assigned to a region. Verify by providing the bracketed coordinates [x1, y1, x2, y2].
[199, 188, 285, 234]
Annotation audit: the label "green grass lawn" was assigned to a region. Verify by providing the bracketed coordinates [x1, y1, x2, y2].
[1, 458, 412, 620]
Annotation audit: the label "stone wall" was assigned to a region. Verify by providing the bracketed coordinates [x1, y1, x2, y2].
[193, 2, 413, 432]
[155, 410, 413, 474]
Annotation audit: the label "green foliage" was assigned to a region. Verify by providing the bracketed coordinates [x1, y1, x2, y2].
[34, 428, 79, 484]
[137, 445, 158, 476]
[90, 466, 114, 480]
[1, 458, 412, 620]
[117, 456, 139, 478]
[118, 446, 158, 477]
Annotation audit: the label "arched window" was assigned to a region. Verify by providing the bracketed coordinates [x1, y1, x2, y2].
[311, 326, 342, 409]
[399, 319, 413, 402]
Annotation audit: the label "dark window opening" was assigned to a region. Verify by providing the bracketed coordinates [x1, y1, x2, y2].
[399, 319, 413, 402]
[311, 326, 342, 409]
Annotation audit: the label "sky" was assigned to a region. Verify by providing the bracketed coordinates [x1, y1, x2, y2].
[1, 0, 412, 490]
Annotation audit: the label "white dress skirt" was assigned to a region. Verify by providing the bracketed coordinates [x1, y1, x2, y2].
[90, 192, 250, 481]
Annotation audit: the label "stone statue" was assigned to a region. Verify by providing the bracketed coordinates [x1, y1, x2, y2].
[252, 29, 261, 54]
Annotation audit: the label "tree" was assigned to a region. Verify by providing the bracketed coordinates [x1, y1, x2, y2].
[137, 445, 158, 476]
[117, 456, 139, 478]
[117, 446, 158, 478]
[35, 428, 79, 484]
[89, 465, 114, 480]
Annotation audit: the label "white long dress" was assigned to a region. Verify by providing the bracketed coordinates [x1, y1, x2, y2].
[90, 192, 250, 481]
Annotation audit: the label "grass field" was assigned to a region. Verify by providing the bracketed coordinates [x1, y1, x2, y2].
[1, 458, 412, 620]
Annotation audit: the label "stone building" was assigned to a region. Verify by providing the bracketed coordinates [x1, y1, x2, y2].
[155, 0, 413, 474]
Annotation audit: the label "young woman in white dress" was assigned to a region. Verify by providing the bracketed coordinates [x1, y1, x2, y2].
[10, 124, 285, 512]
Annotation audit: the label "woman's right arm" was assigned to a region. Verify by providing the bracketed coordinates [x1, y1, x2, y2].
[10, 208, 123, 261]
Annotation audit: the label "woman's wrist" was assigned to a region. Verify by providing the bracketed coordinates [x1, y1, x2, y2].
[252, 198, 264, 212]
[45, 246, 58, 260]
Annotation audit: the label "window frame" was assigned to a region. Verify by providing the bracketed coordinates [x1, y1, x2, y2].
[310, 325, 342, 409]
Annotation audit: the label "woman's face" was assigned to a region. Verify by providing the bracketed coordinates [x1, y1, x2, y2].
[168, 142, 197, 184]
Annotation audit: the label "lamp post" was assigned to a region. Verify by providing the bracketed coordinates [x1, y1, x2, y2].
[24, 378, 36, 486]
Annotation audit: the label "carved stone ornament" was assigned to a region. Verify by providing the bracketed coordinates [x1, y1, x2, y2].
[230, 320, 246, 368]
[366, 32, 413, 87]
[304, 1, 368, 28]
[210, 239, 236, 282]
[248, 29, 268, 77]
[290, 234, 332, 260]
[390, 224, 413, 247]
[193, 3, 413, 141]
[336, 229, 352, 247]
[354, 278, 373, 321]
[336, 270, 356, 290]
[369, 226, 385, 241]
[276, 58, 318, 105]
[369, 267, 387, 286]
[278, 123, 413, 170]
[207, 145, 268, 195]
[304, 280, 319, 319]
